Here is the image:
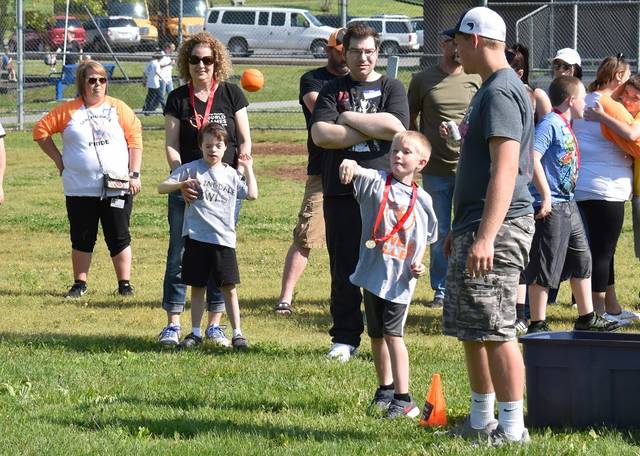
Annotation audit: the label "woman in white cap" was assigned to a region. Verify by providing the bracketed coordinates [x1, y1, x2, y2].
[553, 48, 583, 79]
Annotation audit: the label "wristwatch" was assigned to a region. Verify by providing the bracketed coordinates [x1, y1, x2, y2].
[129, 171, 140, 178]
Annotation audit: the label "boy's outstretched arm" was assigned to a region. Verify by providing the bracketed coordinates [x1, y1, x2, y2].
[237, 154, 258, 200]
[158, 176, 197, 195]
[339, 159, 361, 184]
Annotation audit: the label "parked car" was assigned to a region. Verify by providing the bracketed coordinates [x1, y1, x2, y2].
[84, 16, 141, 52]
[347, 14, 419, 56]
[204, 6, 336, 57]
[7, 16, 86, 52]
[410, 17, 424, 50]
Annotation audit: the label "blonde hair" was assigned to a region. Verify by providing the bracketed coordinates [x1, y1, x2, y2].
[176, 32, 231, 82]
[75, 61, 107, 99]
[393, 130, 431, 158]
[588, 55, 629, 92]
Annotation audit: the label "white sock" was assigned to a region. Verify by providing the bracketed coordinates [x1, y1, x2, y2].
[498, 400, 525, 440]
[232, 328, 242, 338]
[192, 327, 201, 337]
[470, 391, 496, 429]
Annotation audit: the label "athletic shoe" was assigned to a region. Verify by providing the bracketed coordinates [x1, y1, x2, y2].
[574, 313, 620, 331]
[178, 332, 202, 350]
[367, 387, 394, 414]
[527, 320, 551, 334]
[479, 425, 530, 447]
[603, 309, 640, 324]
[158, 324, 181, 347]
[205, 325, 231, 347]
[515, 319, 528, 336]
[384, 397, 420, 419]
[326, 343, 357, 362]
[118, 282, 135, 296]
[232, 334, 249, 350]
[65, 282, 87, 299]
[426, 297, 444, 309]
[442, 416, 499, 439]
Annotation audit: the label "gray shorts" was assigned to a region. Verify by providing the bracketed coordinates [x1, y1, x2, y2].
[363, 290, 409, 338]
[443, 215, 534, 342]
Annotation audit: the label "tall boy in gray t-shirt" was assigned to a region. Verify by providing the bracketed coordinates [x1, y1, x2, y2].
[339, 131, 437, 419]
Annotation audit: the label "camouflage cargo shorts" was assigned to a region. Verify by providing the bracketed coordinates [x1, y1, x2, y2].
[443, 215, 534, 342]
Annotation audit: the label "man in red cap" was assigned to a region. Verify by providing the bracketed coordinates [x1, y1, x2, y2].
[274, 28, 349, 315]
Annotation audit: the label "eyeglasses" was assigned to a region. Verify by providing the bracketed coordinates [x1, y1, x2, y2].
[347, 48, 377, 58]
[87, 77, 107, 85]
[189, 55, 215, 66]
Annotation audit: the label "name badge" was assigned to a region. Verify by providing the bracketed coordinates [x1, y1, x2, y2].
[363, 89, 381, 99]
[110, 198, 125, 209]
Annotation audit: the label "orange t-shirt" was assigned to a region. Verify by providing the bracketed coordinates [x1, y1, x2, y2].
[599, 95, 640, 195]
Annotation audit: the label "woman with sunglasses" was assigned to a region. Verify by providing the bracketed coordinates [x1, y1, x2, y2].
[33, 60, 143, 298]
[552, 48, 583, 80]
[572, 55, 638, 323]
[507, 43, 552, 123]
[159, 32, 251, 348]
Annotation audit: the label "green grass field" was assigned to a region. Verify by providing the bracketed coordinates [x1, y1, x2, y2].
[1, 130, 640, 455]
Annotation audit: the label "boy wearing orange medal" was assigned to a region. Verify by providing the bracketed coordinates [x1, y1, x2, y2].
[339, 130, 438, 419]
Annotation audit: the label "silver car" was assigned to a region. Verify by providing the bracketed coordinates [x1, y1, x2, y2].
[85, 16, 141, 52]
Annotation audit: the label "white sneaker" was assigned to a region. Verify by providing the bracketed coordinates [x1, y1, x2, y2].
[326, 343, 357, 362]
[158, 324, 181, 346]
[603, 309, 640, 324]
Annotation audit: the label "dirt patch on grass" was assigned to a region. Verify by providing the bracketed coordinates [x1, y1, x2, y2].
[255, 142, 308, 182]
[254, 142, 306, 156]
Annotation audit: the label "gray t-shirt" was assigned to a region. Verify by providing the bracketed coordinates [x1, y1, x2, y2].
[350, 169, 438, 305]
[452, 68, 534, 237]
[168, 159, 248, 248]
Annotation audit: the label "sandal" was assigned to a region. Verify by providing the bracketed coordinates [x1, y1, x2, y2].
[274, 302, 293, 315]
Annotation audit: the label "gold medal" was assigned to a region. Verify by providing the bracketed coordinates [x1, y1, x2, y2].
[365, 239, 376, 249]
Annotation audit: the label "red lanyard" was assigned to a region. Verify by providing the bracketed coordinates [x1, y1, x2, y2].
[189, 81, 218, 130]
[553, 108, 580, 169]
[369, 174, 418, 247]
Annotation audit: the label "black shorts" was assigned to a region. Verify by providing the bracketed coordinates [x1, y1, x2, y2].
[65, 195, 132, 256]
[363, 289, 409, 338]
[181, 237, 240, 288]
[524, 201, 591, 288]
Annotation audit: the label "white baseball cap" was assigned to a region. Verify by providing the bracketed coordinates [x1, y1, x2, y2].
[553, 48, 581, 66]
[443, 7, 506, 42]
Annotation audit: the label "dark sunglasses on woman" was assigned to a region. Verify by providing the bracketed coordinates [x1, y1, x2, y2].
[189, 55, 215, 66]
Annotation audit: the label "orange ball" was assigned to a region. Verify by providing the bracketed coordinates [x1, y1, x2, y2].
[240, 68, 264, 92]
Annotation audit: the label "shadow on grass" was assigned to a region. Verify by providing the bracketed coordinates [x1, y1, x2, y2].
[55, 414, 372, 442]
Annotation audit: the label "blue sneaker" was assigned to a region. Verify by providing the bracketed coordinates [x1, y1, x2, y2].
[158, 324, 181, 347]
[205, 325, 231, 347]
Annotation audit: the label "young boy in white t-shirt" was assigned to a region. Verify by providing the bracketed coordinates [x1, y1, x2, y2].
[339, 130, 437, 418]
[158, 123, 258, 350]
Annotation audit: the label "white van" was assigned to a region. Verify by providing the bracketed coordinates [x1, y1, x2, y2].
[204, 6, 336, 57]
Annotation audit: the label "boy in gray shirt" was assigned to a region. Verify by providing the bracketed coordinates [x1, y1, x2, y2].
[158, 123, 258, 350]
[339, 131, 437, 419]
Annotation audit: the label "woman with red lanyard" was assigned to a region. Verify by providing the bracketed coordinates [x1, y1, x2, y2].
[573, 55, 639, 324]
[159, 32, 252, 348]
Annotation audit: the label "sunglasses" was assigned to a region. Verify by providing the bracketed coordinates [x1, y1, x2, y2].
[189, 55, 215, 66]
[553, 61, 572, 72]
[87, 77, 107, 85]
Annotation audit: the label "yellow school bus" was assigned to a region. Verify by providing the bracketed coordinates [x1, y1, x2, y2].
[148, 0, 210, 44]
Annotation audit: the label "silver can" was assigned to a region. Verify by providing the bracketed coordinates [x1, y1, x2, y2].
[446, 120, 461, 141]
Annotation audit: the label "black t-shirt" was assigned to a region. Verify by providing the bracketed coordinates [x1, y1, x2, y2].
[164, 82, 249, 167]
[311, 75, 409, 197]
[299, 66, 341, 176]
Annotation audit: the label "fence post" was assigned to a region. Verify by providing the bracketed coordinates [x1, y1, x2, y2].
[573, 3, 578, 51]
[16, 0, 24, 131]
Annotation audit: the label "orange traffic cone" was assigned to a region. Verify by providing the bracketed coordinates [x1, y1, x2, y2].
[418, 373, 448, 427]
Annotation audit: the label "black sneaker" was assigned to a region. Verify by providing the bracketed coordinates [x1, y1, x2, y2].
[118, 282, 135, 296]
[232, 334, 249, 351]
[574, 313, 620, 331]
[527, 320, 551, 334]
[515, 318, 529, 336]
[65, 282, 87, 299]
[426, 297, 444, 308]
[367, 387, 394, 415]
[178, 333, 202, 350]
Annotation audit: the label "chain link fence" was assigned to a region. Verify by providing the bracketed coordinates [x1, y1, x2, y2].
[4, 0, 639, 131]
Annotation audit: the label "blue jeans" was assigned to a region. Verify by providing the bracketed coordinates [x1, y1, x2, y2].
[422, 174, 455, 300]
[162, 191, 229, 314]
[159, 79, 173, 107]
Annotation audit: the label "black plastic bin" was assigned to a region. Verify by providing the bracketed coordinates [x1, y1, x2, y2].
[520, 331, 640, 428]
